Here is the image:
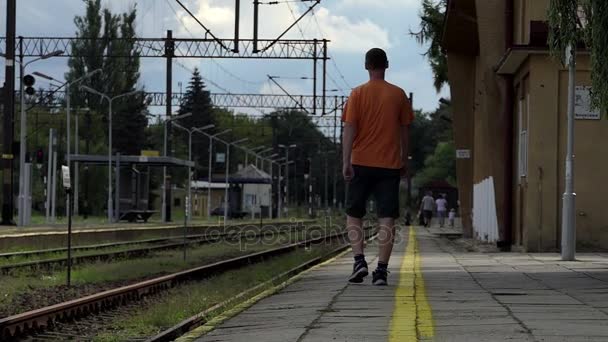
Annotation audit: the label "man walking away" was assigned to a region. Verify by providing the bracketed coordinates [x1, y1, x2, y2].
[436, 194, 448, 228]
[342, 48, 414, 286]
[421, 191, 434, 228]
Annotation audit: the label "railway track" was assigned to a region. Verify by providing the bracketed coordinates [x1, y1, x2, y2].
[0, 223, 310, 274]
[0, 228, 365, 340]
[0, 220, 313, 260]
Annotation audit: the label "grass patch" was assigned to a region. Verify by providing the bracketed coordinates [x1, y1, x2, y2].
[93, 244, 340, 341]
[0, 227, 345, 317]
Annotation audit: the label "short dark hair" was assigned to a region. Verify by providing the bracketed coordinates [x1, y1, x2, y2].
[365, 48, 388, 70]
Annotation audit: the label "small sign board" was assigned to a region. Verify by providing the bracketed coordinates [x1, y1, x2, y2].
[61, 165, 71, 189]
[141, 150, 160, 157]
[456, 149, 471, 159]
[216, 153, 226, 163]
[575, 86, 601, 120]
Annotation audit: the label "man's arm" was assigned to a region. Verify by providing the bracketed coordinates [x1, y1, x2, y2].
[342, 122, 357, 180]
[400, 124, 410, 177]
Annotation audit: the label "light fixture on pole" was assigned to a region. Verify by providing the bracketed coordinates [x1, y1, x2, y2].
[79, 85, 141, 223]
[199, 129, 232, 219]
[278, 144, 297, 217]
[14, 49, 64, 226]
[159, 112, 192, 222]
[35, 69, 101, 219]
[173, 122, 214, 222]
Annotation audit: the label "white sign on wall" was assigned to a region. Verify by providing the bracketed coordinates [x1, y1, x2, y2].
[456, 149, 471, 159]
[61, 165, 71, 189]
[575, 86, 601, 120]
[216, 153, 226, 163]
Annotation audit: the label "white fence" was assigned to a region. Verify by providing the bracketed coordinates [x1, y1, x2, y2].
[473, 177, 499, 243]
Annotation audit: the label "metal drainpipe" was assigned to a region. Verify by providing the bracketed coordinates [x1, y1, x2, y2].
[501, 0, 515, 250]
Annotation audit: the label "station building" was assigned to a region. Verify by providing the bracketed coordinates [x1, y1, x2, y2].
[442, 0, 607, 251]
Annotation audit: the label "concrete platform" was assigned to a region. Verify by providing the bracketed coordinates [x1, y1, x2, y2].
[183, 226, 608, 342]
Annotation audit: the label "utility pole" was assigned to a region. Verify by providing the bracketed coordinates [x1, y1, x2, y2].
[561, 43, 576, 261]
[2, 0, 16, 225]
[164, 30, 174, 222]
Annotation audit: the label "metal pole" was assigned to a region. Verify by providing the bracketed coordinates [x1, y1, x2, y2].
[285, 149, 289, 216]
[165, 29, 174, 223]
[322, 40, 327, 115]
[46, 129, 53, 222]
[66, 85, 71, 219]
[224, 143, 230, 224]
[278, 164, 282, 219]
[162, 120, 167, 222]
[67, 188, 72, 287]
[2, 0, 16, 225]
[115, 152, 120, 222]
[188, 132, 192, 224]
[253, 0, 259, 53]
[17, 60, 25, 226]
[51, 148, 57, 223]
[74, 108, 79, 216]
[107, 100, 113, 223]
[269, 161, 273, 219]
[184, 132, 191, 261]
[313, 41, 317, 115]
[561, 43, 576, 261]
[233, 0, 240, 53]
[207, 136, 213, 219]
[324, 152, 328, 208]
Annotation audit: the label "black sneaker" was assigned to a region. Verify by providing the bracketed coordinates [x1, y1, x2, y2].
[372, 268, 389, 286]
[348, 260, 369, 283]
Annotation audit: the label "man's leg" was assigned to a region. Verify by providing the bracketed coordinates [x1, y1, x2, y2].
[345, 166, 371, 283]
[371, 169, 400, 286]
[347, 215, 365, 256]
[377, 217, 395, 263]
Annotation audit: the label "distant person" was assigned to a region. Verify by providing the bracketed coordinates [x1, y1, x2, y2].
[449, 208, 456, 228]
[436, 194, 448, 228]
[420, 191, 435, 227]
[342, 48, 414, 286]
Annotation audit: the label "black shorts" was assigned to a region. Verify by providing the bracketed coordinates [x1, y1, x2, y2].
[346, 165, 401, 219]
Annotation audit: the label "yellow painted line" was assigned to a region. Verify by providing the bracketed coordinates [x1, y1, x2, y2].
[389, 227, 434, 341]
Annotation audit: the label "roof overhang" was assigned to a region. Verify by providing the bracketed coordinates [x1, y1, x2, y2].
[496, 46, 589, 75]
[441, 0, 479, 55]
[69, 154, 194, 167]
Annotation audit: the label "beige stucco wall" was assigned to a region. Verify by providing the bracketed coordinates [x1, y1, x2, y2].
[514, 0, 550, 45]
[447, 53, 476, 237]
[514, 54, 608, 251]
[474, 0, 509, 241]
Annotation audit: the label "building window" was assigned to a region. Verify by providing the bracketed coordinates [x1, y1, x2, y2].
[518, 97, 528, 180]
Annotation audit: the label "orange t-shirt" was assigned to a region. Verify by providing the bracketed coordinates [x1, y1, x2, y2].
[342, 80, 414, 169]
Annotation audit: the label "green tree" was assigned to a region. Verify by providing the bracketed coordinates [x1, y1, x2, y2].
[177, 68, 216, 173]
[412, 0, 448, 92]
[65, 0, 148, 155]
[414, 141, 457, 187]
[549, 0, 608, 112]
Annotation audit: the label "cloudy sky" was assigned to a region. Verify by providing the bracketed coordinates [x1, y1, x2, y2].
[0, 0, 448, 117]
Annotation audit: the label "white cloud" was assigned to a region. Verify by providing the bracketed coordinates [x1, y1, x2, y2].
[337, 0, 420, 10]
[169, 0, 391, 54]
[313, 7, 391, 53]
